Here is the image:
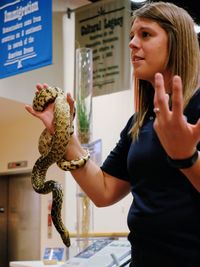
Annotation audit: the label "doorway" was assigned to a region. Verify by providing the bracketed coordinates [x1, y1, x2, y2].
[0, 172, 41, 267]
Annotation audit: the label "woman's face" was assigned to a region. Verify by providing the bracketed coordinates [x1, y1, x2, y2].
[129, 17, 170, 85]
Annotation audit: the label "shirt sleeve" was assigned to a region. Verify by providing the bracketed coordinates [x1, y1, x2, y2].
[100, 115, 134, 182]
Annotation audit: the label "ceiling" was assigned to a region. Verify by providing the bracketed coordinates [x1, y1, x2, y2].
[1, 0, 200, 125]
[52, 0, 91, 12]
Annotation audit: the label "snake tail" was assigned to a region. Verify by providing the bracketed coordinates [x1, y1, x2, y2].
[51, 181, 71, 247]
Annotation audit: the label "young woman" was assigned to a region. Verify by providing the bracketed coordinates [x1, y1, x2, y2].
[26, 2, 200, 266]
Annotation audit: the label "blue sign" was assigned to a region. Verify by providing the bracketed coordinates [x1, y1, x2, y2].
[0, 0, 52, 79]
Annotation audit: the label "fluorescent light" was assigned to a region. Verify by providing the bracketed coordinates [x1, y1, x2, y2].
[131, 0, 147, 3]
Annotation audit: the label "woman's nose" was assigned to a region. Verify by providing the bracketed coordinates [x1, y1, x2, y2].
[129, 36, 140, 49]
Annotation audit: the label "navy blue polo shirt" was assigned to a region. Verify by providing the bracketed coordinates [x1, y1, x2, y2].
[101, 89, 200, 262]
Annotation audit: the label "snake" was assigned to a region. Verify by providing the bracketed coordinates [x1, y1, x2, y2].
[31, 86, 72, 247]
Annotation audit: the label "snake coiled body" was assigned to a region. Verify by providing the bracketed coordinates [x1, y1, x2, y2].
[31, 87, 71, 247]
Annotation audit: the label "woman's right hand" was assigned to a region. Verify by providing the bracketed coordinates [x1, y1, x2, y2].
[25, 84, 76, 135]
[25, 83, 56, 134]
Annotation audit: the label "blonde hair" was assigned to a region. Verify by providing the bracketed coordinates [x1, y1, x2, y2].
[131, 1, 200, 139]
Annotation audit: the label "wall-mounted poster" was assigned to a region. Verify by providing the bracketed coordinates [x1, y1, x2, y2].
[75, 0, 131, 96]
[0, 0, 52, 79]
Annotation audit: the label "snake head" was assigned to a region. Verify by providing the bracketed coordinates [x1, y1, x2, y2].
[33, 87, 64, 112]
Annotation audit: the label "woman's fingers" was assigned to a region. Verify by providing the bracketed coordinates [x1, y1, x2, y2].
[67, 93, 76, 119]
[26, 86, 75, 134]
[171, 75, 183, 119]
[36, 83, 49, 93]
[66, 93, 74, 105]
[154, 73, 183, 120]
[193, 118, 200, 142]
[25, 105, 45, 122]
[25, 105, 37, 117]
[153, 73, 200, 158]
[154, 73, 170, 117]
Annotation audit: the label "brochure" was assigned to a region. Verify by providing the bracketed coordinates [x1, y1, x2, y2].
[43, 247, 64, 263]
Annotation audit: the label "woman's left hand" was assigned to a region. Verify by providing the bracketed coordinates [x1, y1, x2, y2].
[153, 72, 200, 159]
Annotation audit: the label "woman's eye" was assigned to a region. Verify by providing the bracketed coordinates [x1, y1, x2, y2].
[142, 31, 150, 38]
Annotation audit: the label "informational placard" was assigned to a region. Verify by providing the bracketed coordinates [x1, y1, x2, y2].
[75, 0, 131, 96]
[63, 239, 131, 267]
[0, 0, 52, 79]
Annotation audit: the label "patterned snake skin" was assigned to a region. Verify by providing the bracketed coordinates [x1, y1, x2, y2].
[31, 86, 71, 247]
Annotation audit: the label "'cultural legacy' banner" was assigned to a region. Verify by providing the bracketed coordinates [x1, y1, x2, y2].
[0, 0, 52, 79]
[75, 0, 131, 96]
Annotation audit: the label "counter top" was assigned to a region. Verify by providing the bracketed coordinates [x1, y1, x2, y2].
[10, 261, 64, 267]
